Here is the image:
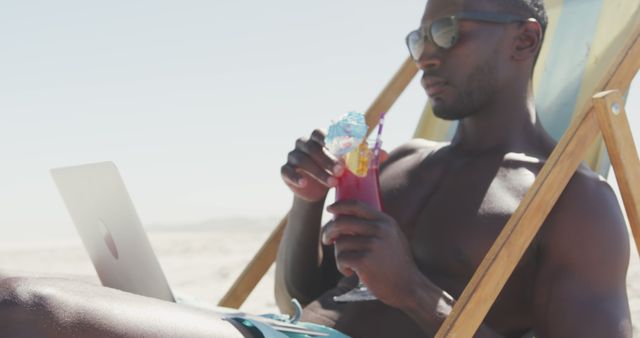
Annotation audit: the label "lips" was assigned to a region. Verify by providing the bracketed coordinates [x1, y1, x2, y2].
[422, 76, 448, 98]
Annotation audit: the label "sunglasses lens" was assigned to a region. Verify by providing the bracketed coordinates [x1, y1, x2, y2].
[406, 30, 423, 60]
[430, 18, 457, 49]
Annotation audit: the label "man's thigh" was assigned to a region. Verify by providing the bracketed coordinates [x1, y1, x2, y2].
[0, 277, 249, 337]
[0, 269, 98, 283]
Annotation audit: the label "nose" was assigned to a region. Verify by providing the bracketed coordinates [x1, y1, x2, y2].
[416, 42, 441, 71]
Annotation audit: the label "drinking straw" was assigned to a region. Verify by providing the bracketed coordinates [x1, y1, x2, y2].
[372, 112, 386, 168]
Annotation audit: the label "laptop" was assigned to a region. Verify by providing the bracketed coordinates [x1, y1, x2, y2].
[50, 161, 329, 336]
[51, 161, 176, 302]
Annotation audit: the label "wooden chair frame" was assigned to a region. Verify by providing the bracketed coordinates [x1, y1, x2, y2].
[219, 24, 640, 338]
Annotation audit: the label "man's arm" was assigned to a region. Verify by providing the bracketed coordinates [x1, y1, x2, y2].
[275, 197, 342, 312]
[323, 200, 506, 337]
[275, 129, 343, 312]
[533, 172, 632, 337]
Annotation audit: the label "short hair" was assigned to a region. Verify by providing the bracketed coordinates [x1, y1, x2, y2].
[487, 0, 548, 37]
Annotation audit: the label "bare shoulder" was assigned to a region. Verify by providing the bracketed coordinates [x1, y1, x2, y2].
[547, 166, 627, 238]
[533, 167, 632, 337]
[542, 164, 629, 280]
[383, 138, 446, 168]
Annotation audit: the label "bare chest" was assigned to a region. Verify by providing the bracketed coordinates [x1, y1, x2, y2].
[382, 160, 538, 298]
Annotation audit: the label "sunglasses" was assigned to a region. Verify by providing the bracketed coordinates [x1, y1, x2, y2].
[406, 11, 528, 60]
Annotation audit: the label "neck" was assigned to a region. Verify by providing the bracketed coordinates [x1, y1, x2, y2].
[450, 80, 546, 154]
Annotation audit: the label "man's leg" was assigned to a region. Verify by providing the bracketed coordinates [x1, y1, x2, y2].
[0, 276, 253, 337]
[0, 268, 98, 283]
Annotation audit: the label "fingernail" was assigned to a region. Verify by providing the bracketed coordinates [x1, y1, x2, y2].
[327, 177, 338, 187]
[321, 235, 329, 245]
[333, 164, 344, 176]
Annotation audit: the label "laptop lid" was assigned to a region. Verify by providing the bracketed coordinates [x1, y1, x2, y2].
[51, 161, 175, 302]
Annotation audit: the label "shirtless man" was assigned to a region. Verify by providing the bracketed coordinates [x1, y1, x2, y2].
[0, 0, 632, 337]
[277, 0, 632, 337]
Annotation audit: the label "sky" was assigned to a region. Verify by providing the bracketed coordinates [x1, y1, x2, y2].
[0, 1, 638, 242]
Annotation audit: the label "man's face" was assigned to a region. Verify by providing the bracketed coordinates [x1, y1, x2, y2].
[419, 0, 511, 120]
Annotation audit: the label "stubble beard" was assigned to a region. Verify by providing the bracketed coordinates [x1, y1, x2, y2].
[432, 58, 499, 121]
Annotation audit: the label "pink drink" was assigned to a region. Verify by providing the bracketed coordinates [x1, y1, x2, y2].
[335, 166, 383, 211]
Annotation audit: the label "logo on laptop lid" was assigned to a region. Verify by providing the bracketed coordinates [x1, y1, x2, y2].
[98, 218, 120, 259]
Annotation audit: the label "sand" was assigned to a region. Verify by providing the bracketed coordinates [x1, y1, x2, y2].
[1, 226, 638, 336]
[0, 227, 279, 314]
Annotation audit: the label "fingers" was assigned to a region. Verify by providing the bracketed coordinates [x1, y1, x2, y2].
[322, 212, 381, 245]
[323, 200, 390, 245]
[296, 138, 342, 178]
[281, 129, 344, 188]
[309, 129, 327, 146]
[332, 235, 379, 278]
[326, 200, 384, 220]
[280, 164, 305, 187]
[334, 243, 369, 277]
[302, 129, 343, 175]
[285, 148, 336, 187]
[334, 235, 375, 254]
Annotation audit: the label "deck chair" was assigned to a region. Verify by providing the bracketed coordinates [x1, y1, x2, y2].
[219, 0, 640, 336]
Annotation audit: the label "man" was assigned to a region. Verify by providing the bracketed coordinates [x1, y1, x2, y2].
[277, 0, 632, 337]
[0, 0, 632, 337]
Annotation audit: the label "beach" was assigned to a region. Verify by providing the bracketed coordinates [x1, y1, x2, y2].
[0, 224, 279, 315]
[1, 223, 639, 335]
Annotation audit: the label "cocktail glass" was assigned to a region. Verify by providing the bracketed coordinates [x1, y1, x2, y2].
[332, 144, 382, 302]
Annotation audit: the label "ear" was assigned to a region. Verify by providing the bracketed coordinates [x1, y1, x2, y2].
[511, 19, 543, 62]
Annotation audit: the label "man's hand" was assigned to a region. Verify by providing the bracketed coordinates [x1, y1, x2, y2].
[281, 129, 344, 202]
[322, 200, 425, 309]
